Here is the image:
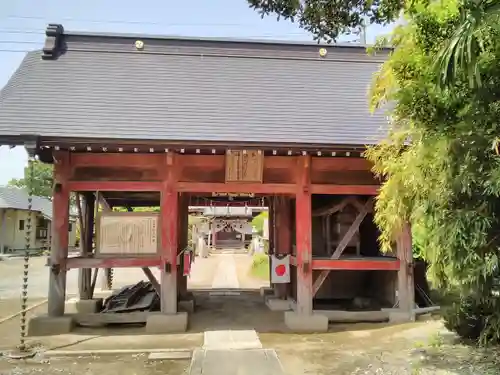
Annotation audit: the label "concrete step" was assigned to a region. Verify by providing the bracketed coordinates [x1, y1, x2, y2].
[188, 349, 285, 375]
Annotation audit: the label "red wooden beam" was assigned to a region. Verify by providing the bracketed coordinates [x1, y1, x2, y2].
[65, 256, 161, 269]
[177, 155, 224, 169]
[289, 256, 400, 271]
[312, 157, 373, 172]
[312, 258, 400, 271]
[177, 155, 297, 170]
[68, 181, 162, 192]
[70, 153, 164, 168]
[310, 184, 379, 195]
[265, 156, 298, 170]
[177, 182, 296, 194]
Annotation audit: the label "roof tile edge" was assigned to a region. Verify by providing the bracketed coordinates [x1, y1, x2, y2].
[42, 23, 65, 60]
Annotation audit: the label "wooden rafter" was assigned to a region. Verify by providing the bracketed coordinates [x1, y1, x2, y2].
[312, 197, 374, 296]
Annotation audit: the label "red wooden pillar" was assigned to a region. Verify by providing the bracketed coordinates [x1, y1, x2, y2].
[48, 151, 70, 317]
[177, 193, 189, 298]
[397, 222, 415, 320]
[268, 197, 275, 287]
[275, 197, 291, 299]
[160, 152, 179, 314]
[295, 155, 313, 315]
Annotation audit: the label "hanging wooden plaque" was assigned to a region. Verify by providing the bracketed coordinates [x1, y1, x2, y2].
[96, 212, 159, 257]
[225, 150, 264, 183]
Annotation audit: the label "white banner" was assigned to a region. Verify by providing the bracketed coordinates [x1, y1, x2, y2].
[270, 255, 290, 284]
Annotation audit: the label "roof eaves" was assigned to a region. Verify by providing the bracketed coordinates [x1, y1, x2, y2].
[64, 29, 391, 51]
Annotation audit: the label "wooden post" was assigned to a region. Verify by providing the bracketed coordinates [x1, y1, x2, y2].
[0, 209, 6, 254]
[78, 192, 95, 300]
[325, 214, 331, 255]
[295, 155, 313, 315]
[48, 151, 70, 317]
[207, 221, 212, 249]
[211, 222, 216, 249]
[397, 221, 415, 320]
[275, 197, 291, 299]
[268, 197, 275, 288]
[177, 194, 189, 299]
[96, 192, 112, 291]
[160, 152, 179, 314]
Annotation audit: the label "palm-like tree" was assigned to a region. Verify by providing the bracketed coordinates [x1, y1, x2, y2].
[434, 0, 500, 89]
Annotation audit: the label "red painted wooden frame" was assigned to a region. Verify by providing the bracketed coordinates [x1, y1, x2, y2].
[290, 256, 400, 271]
[68, 181, 162, 191]
[176, 182, 296, 194]
[310, 184, 379, 195]
[65, 256, 161, 269]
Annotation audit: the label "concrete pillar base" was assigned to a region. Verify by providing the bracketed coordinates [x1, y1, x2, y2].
[65, 298, 104, 314]
[145, 312, 188, 334]
[259, 287, 274, 298]
[265, 297, 292, 311]
[27, 315, 75, 337]
[76, 298, 103, 314]
[284, 311, 329, 333]
[178, 298, 196, 313]
[388, 310, 415, 324]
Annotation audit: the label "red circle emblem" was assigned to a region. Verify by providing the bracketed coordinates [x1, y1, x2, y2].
[275, 264, 286, 277]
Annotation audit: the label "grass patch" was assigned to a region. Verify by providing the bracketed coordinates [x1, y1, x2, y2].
[249, 253, 269, 280]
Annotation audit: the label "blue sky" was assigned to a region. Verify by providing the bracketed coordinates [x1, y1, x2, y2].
[0, 0, 392, 185]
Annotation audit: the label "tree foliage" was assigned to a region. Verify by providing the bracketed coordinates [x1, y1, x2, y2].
[434, 0, 500, 89]
[247, 0, 404, 42]
[8, 160, 53, 198]
[365, 0, 500, 343]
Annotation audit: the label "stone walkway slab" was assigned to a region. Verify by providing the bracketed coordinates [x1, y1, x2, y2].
[210, 255, 239, 289]
[189, 349, 285, 375]
[203, 329, 262, 350]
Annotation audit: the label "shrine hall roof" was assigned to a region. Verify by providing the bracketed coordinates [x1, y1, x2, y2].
[0, 24, 390, 148]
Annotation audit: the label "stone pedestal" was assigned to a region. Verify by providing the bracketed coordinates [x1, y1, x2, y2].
[284, 311, 328, 333]
[145, 312, 188, 334]
[259, 287, 274, 298]
[265, 297, 291, 312]
[76, 298, 103, 314]
[27, 315, 75, 336]
[388, 310, 415, 324]
[178, 295, 196, 314]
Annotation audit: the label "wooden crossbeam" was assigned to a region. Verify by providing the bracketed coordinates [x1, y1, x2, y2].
[312, 196, 371, 217]
[312, 198, 373, 296]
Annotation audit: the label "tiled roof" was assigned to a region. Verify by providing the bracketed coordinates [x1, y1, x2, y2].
[0, 25, 390, 147]
[0, 186, 76, 220]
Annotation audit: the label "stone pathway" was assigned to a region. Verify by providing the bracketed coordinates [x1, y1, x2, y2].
[189, 349, 285, 375]
[210, 254, 240, 290]
[203, 330, 262, 350]
[189, 253, 285, 375]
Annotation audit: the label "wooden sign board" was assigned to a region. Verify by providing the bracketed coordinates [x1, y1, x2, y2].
[225, 150, 264, 183]
[96, 212, 159, 257]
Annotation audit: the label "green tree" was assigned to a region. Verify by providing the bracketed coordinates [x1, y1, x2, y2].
[247, 0, 404, 42]
[252, 211, 268, 236]
[434, 0, 500, 89]
[8, 160, 53, 198]
[365, 0, 500, 343]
